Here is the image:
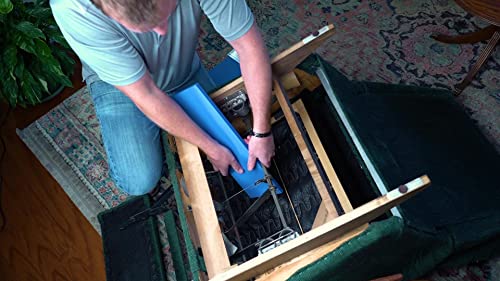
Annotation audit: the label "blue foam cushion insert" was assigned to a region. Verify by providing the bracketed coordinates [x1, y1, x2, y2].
[172, 83, 281, 198]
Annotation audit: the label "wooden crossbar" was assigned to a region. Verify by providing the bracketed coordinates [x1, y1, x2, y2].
[212, 176, 431, 281]
[210, 24, 335, 105]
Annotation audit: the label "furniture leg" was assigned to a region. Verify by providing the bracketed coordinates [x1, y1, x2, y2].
[431, 25, 497, 44]
[454, 31, 500, 95]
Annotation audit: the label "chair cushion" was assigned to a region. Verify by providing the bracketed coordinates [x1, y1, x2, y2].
[312, 57, 500, 240]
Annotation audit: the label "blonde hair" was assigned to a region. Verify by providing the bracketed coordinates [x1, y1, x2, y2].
[92, 0, 163, 27]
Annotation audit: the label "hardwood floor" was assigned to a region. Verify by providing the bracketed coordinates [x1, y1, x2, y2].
[0, 69, 106, 281]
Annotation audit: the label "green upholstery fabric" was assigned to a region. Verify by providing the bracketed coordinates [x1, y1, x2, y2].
[164, 210, 188, 281]
[98, 196, 167, 281]
[316, 56, 500, 244]
[289, 56, 500, 280]
[98, 132, 206, 281]
[289, 217, 451, 281]
[161, 131, 207, 279]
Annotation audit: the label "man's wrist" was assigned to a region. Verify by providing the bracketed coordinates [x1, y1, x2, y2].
[199, 137, 220, 158]
[250, 129, 272, 138]
[252, 119, 271, 134]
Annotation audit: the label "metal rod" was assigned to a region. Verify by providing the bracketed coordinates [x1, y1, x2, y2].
[218, 174, 245, 260]
[262, 166, 288, 229]
[272, 159, 304, 234]
[224, 190, 271, 234]
[270, 186, 288, 229]
[220, 181, 264, 204]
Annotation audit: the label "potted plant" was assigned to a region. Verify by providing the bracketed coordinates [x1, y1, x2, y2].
[0, 0, 75, 107]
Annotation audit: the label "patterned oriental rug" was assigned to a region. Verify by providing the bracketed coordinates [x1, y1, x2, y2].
[18, 0, 499, 280]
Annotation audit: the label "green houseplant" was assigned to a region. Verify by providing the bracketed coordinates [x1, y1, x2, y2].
[0, 0, 75, 107]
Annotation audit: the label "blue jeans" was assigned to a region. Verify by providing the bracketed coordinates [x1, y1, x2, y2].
[88, 65, 216, 195]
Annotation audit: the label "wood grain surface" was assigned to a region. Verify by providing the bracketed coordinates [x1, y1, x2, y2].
[212, 176, 431, 281]
[272, 79, 339, 224]
[455, 0, 500, 26]
[0, 64, 106, 281]
[175, 138, 230, 278]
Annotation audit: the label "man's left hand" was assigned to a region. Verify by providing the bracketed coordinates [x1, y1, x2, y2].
[246, 135, 275, 170]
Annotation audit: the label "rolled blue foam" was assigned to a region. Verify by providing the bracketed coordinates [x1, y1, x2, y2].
[172, 84, 281, 198]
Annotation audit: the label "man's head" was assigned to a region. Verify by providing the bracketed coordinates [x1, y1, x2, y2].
[92, 0, 176, 35]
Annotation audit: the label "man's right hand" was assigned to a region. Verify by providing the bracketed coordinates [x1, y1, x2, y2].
[206, 144, 244, 176]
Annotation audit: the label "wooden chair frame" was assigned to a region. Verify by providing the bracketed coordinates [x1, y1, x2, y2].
[172, 25, 431, 280]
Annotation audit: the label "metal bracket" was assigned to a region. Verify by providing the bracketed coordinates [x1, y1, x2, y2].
[220, 89, 251, 121]
[224, 189, 271, 235]
[256, 227, 300, 255]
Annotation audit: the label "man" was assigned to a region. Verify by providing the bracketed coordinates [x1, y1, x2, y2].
[50, 0, 275, 195]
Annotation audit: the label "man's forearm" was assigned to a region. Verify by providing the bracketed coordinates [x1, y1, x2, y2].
[116, 73, 244, 175]
[116, 75, 220, 156]
[232, 24, 273, 133]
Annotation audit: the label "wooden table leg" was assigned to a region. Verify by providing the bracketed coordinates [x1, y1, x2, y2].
[453, 31, 500, 95]
[432, 25, 497, 44]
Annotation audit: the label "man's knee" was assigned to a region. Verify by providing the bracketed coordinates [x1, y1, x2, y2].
[112, 165, 162, 195]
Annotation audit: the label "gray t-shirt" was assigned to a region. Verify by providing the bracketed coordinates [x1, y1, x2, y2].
[50, 0, 254, 92]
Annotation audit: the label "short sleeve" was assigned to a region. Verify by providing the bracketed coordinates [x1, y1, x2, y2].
[50, 0, 146, 86]
[200, 0, 255, 42]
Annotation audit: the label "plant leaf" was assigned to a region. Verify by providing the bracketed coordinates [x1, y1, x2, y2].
[26, 7, 51, 20]
[3, 75, 19, 107]
[38, 77, 49, 93]
[33, 38, 52, 58]
[22, 69, 42, 106]
[14, 58, 25, 80]
[51, 47, 75, 75]
[15, 21, 46, 40]
[0, 0, 13, 15]
[41, 58, 72, 87]
[45, 27, 70, 49]
[35, 0, 49, 7]
[13, 33, 37, 55]
[3, 45, 17, 73]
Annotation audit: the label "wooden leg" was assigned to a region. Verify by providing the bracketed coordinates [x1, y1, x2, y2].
[454, 31, 500, 96]
[431, 25, 497, 44]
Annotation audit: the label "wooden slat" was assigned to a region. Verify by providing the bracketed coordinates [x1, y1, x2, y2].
[175, 172, 209, 281]
[175, 170, 203, 254]
[293, 100, 353, 212]
[271, 24, 335, 76]
[279, 71, 301, 90]
[211, 176, 431, 281]
[311, 202, 329, 229]
[211, 77, 245, 105]
[295, 68, 321, 92]
[211, 71, 300, 105]
[256, 225, 368, 281]
[270, 69, 321, 115]
[175, 138, 230, 278]
[211, 24, 335, 104]
[273, 78, 338, 224]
